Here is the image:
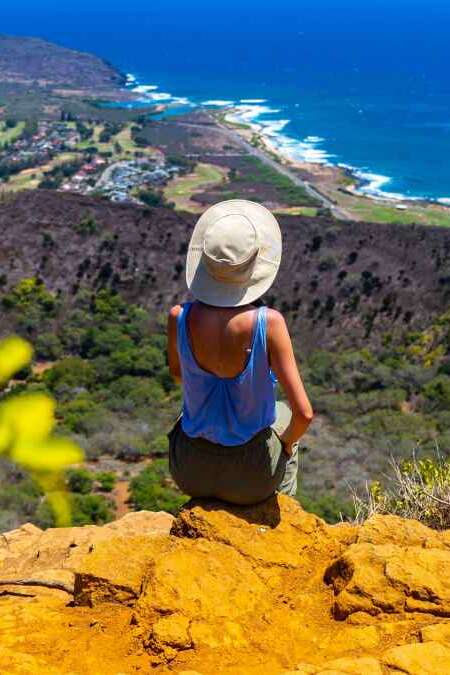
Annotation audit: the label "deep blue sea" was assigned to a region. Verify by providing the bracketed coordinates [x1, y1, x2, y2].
[4, 1, 450, 202]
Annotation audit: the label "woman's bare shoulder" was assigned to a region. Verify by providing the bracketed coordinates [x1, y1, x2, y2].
[167, 304, 183, 331]
[168, 304, 183, 319]
[266, 308, 287, 330]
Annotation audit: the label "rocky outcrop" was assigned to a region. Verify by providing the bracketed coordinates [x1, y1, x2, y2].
[4, 497, 450, 673]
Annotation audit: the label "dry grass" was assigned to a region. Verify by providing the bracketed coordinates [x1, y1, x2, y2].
[352, 449, 450, 530]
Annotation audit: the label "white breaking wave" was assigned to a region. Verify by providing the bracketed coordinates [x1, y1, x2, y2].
[148, 92, 173, 101]
[438, 198, 450, 206]
[125, 76, 194, 107]
[350, 169, 426, 202]
[225, 104, 333, 165]
[131, 84, 158, 93]
[239, 98, 267, 104]
[202, 99, 235, 106]
[172, 96, 191, 105]
[226, 104, 281, 125]
[304, 135, 325, 143]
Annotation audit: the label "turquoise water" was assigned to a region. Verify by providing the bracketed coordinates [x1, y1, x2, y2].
[4, 1, 450, 202]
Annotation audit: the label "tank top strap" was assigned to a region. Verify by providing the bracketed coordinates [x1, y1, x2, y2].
[176, 302, 193, 359]
[253, 305, 269, 354]
[251, 307, 269, 367]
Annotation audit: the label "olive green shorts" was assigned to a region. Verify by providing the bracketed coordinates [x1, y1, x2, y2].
[168, 402, 299, 506]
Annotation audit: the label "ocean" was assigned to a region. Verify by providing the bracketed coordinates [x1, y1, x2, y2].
[4, 1, 450, 202]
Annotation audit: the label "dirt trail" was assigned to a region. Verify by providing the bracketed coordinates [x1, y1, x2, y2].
[112, 480, 130, 518]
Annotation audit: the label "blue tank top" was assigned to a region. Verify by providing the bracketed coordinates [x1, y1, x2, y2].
[177, 303, 277, 446]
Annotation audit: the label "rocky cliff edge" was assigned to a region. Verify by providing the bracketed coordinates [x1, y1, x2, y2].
[2, 496, 450, 674]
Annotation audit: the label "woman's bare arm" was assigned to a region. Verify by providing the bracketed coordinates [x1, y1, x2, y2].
[167, 305, 182, 382]
[267, 309, 314, 455]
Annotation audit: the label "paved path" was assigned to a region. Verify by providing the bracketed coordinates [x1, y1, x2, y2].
[93, 160, 128, 190]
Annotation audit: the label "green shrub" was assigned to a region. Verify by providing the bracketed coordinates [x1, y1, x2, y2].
[34, 333, 63, 360]
[423, 375, 450, 411]
[1, 278, 57, 315]
[356, 388, 406, 414]
[66, 467, 93, 494]
[318, 256, 337, 272]
[95, 471, 116, 492]
[58, 395, 106, 435]
[165, 154, 196, 174]
[130, 459, 186, 514]
[0, 475, 41, 519]
[44, 357, 96, 392]
[298, 491, 355, 524]
[137, 188, 166, 207]
[70, 493, 115, 526]
[74, 216, 99, 236]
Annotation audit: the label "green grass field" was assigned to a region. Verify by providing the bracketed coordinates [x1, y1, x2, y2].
[0, 121, 25, 145]
[349, 201, 450, 227]
[164, 163, 226, 211]
[273, 206, 318, 217]
[77, 123, 154, 159]
[3, 152, 81, 192]
[329, 188, 450, 227]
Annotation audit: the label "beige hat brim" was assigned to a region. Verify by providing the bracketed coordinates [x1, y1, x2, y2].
[186, 199, 282, 307]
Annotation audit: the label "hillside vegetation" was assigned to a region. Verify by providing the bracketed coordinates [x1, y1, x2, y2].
[1, 264, 450, 528]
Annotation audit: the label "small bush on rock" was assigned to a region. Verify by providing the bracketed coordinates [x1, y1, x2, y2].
[353, 452, 450, 529]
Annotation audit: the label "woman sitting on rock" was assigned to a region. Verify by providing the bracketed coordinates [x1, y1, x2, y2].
[167, 199, 313, 505]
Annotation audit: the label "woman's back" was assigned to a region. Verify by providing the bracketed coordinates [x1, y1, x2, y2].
[187, 302, 259, 378]
[175, 301, 277, 446]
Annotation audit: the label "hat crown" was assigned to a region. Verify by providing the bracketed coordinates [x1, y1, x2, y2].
[186, 199, 282, 307]
[203, 213, 259, 266]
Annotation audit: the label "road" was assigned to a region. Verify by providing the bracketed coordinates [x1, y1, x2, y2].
[171, 113, 351, 220]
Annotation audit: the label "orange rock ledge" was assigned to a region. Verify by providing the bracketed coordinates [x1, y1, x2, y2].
[2, 497, 450, 674]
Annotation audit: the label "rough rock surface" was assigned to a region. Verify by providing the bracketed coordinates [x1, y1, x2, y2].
[4, 497, 450, 673]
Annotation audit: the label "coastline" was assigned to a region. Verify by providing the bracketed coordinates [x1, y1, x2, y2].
[218, 104, 448, 210]
[116, 73, 450, 224]
[207, 104, 450, 225]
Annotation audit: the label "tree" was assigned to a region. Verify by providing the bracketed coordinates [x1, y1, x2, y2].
[43, 357, 96, 391]
[137, 188, 166, 207]
[34, 333, 63, 360]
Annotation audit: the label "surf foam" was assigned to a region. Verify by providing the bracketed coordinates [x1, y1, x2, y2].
[225, 104, 333, 165]
[125, 74, 194, 107]
[202, 99, 235, 106]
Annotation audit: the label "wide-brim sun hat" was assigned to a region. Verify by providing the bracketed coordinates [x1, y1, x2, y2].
[186, 199, 282, 307]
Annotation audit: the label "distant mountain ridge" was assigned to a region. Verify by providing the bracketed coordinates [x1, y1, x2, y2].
[0, 34, 124, 90]
[0, 34, 141, 119]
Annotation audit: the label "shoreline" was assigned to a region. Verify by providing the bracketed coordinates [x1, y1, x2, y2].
[115, 73, 450, 222]
[213, 100, 450, 215]
[218, 105, 449, 212]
